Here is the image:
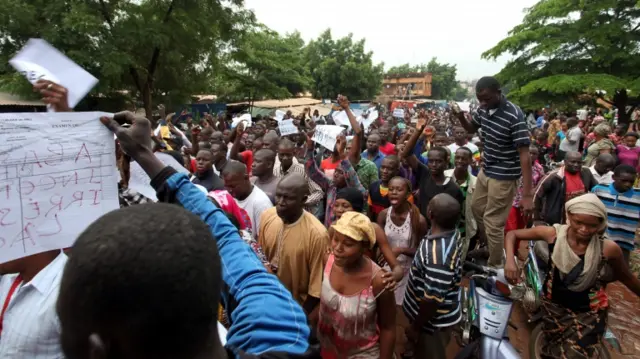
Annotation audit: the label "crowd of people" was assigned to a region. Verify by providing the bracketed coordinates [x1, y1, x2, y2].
[1, 76, 640, 359]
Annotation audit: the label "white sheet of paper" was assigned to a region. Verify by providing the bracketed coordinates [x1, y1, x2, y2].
[9, 39, 98, 109]
[0, 112, 118, 264]
[231, 113, 252, 128]
[456, 101, 471, 112]
[332, 110, 350, 127]
[312, 125, 344, 151]
[275, 110, 286, 122]
[361, 109, 378, 130]
[128, 152, 189, 202]
[393, 108, 405, 118]
[278, 120, 299, 136]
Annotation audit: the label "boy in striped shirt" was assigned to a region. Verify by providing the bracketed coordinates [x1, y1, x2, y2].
[403, 193, 463, 359]
[592, 164, 640, 264]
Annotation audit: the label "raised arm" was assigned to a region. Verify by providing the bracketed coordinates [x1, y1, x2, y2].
[304, 131, 331, 192]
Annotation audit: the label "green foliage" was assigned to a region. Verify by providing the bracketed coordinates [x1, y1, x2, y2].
[483, 0, 640, 121]
[305, 30, 384, 101]
[386, 58, 459, 99]
[215, 28, 312, 102]
[0, 0, 254, 118]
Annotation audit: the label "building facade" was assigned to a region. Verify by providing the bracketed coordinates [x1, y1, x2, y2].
[382, 72, 432, 98]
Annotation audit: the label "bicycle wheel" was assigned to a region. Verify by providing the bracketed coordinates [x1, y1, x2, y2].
[529, 323, 612, 359]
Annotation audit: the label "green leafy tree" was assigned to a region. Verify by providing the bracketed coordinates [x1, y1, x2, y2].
[483, 0, 640, 121]
[0, 0, 253, 120]
[305, 30, 384, 100]
[216, 28, 312, 103]
[385, 58, 459, 99]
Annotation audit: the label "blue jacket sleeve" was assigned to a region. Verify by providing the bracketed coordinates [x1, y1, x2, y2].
[159, 171, 310, 355]
[413, 138, 428, 165]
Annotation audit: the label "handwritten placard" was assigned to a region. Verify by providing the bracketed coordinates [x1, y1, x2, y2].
[312, 125, 344, 151]
[9, 39, 98, 109]
[393, 108, 405, 118]
[278, 120, 299, 136]
[0, 112, 119, 264]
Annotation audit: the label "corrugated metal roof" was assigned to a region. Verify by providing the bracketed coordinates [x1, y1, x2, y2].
[0, 92, 45, 106]
[229, 97, 321, 108]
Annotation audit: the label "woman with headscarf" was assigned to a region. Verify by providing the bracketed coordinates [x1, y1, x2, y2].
[583, 123, 616, 167]
[505, 194, 640, 358]
[333, 187, 404, 289]
[317, 211, 396, 359]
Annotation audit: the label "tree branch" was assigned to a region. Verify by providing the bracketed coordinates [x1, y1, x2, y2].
[145, 0, 177, 88]
[98, 0, 142, 93]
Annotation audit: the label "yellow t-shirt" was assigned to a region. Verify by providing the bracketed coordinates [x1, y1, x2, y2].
[258, 207, 329, 304]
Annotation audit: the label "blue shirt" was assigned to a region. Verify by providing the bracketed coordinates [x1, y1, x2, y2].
[361, 149, 385, 169]
[536, 116, 545, 128]
[592, 183, 640, 251]
[158, 171, 311, 356]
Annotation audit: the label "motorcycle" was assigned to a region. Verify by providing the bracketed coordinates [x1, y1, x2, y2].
[454, 261, 523, 359]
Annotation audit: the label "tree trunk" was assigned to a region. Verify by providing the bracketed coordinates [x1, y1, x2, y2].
[143, 83, 154, 127]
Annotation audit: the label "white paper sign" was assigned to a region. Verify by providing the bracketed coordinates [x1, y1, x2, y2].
[312, 125, 344, 151]
[275, 110, 286, 122]
[128, 152, 189, 202]
[393, 108, 405, 118]
[361, 109, 378, 130]
[231, 113, 252, 128]
[0, 112, 118, 264]
[577, 109, 588, 121]
[332, 110, 350, 127]
[278, 120, 299, 136]
[456, 101, 471, 112]
[9, 39, 99, 109]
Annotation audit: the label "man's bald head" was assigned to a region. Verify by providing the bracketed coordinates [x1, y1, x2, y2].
[564, 151, 583, 174]
[278, 173, 307, 196]
[428, 193, 461, 230]
[254, 149, 276, 163]
[279, 138, 295, 151]
[263, 131, 280, 151]
[594, 153, 616, 175]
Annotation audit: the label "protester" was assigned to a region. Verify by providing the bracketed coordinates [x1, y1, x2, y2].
[505, 194, 640, 359]
[317, 212, 396, 359]
[444, 147, 478, 255]
[403, 194, 464, 359]
[258, 174, 328, 313]
[401, 125, 464, 219]
[584, 124, 615, 167]
[592, 165, 640, 264]
[251, 149, 279, 203]
[376, 177, 427, 358]
[347, 138, 379, 192]
[222, 161, 273, 236]
[534, 151, 598, 225]
[191, 149, 225, 191]
[362, 133, 386, 169]
[616, 132, 640, 169]
[368, 155, 414, 221]
[447, 126, 480, 167]
[275, 138, 325, 215]
[588, 153, 616, 185]
[377, 125, 397, 156]
[0, 250, 66, 358]
[211, 140, 230, 175]
[453, 76, 532, 267]
[558, 117, 581, 161]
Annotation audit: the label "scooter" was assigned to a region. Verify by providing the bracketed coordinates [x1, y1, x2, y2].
[454, 261, 523, 359]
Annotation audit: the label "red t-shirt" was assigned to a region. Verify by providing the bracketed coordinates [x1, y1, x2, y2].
[379, 142, 396, 156]
[564, 171, 585, 202]
[239, 150, 254, 176]
[321, 157, 341, 178]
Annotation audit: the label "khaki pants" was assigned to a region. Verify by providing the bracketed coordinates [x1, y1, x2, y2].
[471, 170, 517, 267]
[413, 327, 452, 359]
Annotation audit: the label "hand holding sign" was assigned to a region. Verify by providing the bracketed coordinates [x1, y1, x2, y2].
[33, 80, 71, 112]
[312, 125, 345, 151]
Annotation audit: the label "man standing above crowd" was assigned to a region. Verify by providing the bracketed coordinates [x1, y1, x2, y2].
[454, 76, 533, 267]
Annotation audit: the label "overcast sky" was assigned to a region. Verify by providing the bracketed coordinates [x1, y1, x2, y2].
[243, 0, 538, 81]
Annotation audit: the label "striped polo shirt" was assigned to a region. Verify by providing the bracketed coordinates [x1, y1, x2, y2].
[592, 183, 640, 251]
[403, 230, 463, 333]
[471, 97, 530, 180]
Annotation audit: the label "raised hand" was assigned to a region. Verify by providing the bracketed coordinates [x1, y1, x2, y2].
[34, 80, 71, 112]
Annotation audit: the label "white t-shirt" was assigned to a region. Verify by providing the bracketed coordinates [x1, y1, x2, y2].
[447, 141, 479, 156]
[559, 127, 582, 152]
[235, 185, 273, 236]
